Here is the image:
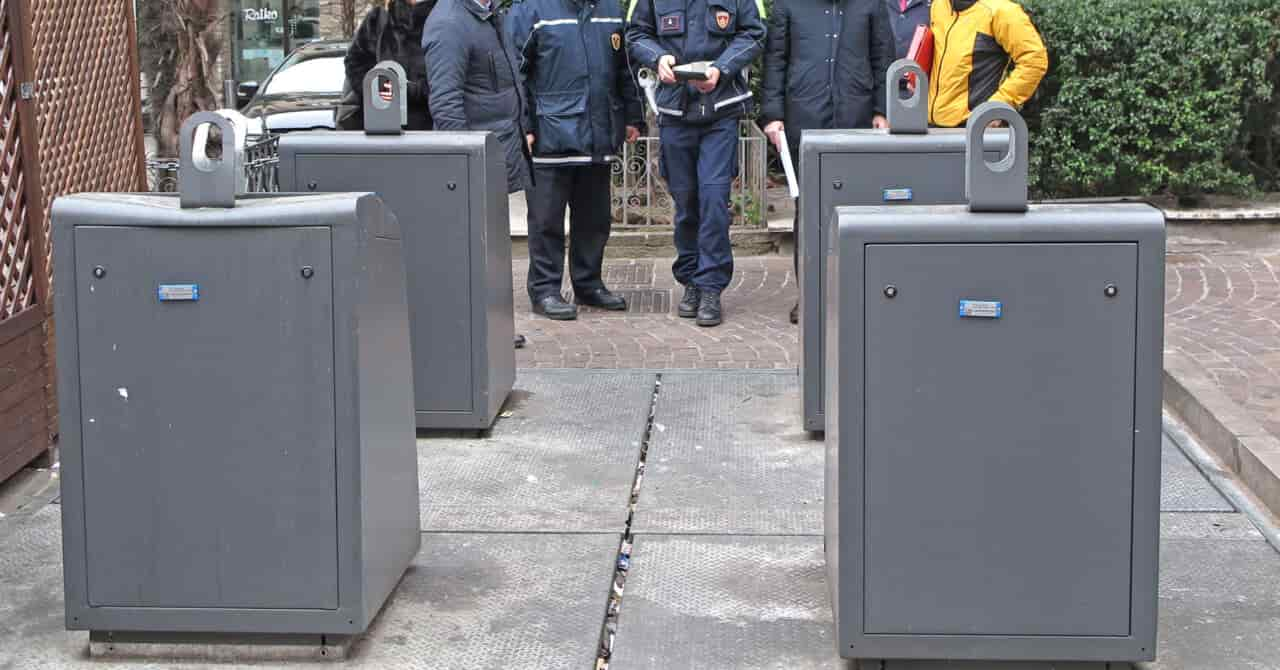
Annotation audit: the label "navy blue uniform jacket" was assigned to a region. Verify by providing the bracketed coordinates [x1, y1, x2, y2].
[507, 0, 644, 164]
[626, 0, 766, 125]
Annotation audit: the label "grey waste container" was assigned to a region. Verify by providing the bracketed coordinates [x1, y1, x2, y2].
[53, 113, 420, 635]
[798, 60, 1008, 432]
[824, 103, 1163, 667]
[279, 61, 515, 431]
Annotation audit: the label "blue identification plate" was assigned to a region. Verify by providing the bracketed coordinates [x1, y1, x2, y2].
[882, 187, 913, 202]
[959, 299, 1002, 319]
[158, 283, 200, 302]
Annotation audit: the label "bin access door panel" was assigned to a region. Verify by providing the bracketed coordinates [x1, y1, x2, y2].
[293, 154, 474, 414]
[862, 242, 1137, 637]
[74, 226, 339, 610]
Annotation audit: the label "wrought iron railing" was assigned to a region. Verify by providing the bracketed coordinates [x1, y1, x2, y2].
[146, 134, 280, 194]
[147, 128, 769, 229]
[611, 121, 769, 228]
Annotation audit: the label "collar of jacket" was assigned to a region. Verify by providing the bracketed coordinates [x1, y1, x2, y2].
[950, 0, 978, 12]
[462, 0, 494, 22]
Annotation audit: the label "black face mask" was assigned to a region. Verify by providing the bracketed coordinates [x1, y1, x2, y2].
[951, 0, 977, 11]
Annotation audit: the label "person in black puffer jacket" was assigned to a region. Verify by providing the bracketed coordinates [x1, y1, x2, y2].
[336, 0, 436, 131]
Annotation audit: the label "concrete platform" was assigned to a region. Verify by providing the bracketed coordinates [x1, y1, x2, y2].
[610, 534, 840, 670]
[3, 370, 1280, 669]
[418, 370, 653, 532]
[634, 372, 823, 535]
[0, 502, 618, 669]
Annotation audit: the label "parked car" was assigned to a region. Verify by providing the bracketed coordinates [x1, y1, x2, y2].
[238, 40, 349, 136]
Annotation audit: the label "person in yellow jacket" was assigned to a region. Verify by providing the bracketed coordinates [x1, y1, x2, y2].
[928, 0, 1047, 127]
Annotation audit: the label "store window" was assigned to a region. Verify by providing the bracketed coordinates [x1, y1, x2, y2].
[234, 0, 323, 86]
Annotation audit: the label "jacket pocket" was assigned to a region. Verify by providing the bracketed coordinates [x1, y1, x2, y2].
[706, 3, 736, 36]
[535, 90, 590, 155]
[654, 83, 687, 119]
[655, 0, 686, 35]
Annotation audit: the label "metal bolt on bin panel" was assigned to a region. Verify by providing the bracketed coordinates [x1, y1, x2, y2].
[52, 112, 420, 636]
[279, 61, 515, 431]
[824, 102, 1164, 665]
[798, 60, 1011, 432]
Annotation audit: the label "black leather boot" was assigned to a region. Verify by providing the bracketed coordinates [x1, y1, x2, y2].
[696, 290, 722, 327]
[678, 284, 700, 318]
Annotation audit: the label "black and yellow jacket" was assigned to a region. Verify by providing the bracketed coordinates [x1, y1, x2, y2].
[928, 0, 1047, 127]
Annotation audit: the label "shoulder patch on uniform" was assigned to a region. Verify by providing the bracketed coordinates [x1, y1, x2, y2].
[660, 12, 682, 33]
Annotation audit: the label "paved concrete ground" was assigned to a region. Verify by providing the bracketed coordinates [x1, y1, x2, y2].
[2, 371, 1279, 669]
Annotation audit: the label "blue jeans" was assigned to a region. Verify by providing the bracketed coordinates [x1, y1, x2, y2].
[660, 117, 738, 293]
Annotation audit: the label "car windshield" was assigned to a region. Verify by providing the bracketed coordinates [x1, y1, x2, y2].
[262, 54, 344, 96]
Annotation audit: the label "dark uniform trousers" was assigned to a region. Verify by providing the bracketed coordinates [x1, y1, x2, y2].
[525, 162, 613, 302]
[660, 117, 739, 293]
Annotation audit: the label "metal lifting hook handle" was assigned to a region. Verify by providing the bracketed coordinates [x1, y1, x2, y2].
[364, 60, 408, 135]
[179, 112, 239, 209]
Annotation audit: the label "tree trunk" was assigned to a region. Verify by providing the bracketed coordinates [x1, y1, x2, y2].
[154, 0, 224, 157]
[342, 0, 358, 38]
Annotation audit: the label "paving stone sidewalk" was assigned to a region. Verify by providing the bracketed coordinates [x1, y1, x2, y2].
[1165, 226, 1280, 444]
[514, 257, 798, 370]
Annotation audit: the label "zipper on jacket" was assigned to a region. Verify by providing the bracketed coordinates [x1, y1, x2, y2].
[578, 0, 601, 155]
[930, 4, 958, 123]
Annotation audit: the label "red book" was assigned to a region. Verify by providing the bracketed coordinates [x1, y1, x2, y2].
[906, 25, 934, 89]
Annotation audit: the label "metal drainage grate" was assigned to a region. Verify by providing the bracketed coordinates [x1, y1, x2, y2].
[603, 263, 655, 287]
[571, 288, 670, 315]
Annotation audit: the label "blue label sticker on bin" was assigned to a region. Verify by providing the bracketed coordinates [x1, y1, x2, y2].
[959, 299, 1001, 319]
[158, 283, 199, 302]
[882, 187, 914, 202]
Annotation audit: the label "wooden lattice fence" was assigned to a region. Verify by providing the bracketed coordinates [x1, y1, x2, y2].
[0, 0, 145, 483]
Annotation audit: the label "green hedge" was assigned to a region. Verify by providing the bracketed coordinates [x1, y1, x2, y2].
[1019, 0, 1280, 199]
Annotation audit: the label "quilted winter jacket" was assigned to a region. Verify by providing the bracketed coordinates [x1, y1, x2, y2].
[928, 0, 1047, 127]
[626, 0, 766, 125]
[506, 0, 644, 164]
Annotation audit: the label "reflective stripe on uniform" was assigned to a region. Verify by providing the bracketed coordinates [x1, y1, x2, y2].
[532, 155, 596, 164]
[533, 17, 579, 30]
[712, 91, 752, 110]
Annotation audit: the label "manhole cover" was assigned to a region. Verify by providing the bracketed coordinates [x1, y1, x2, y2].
[570, 288, 670, 314]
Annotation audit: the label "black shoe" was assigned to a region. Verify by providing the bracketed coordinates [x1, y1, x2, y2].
[575, 287, 627, 311]
[514, 334, 527, 349]
[696, 291, 722, 327]
[532, 294, 578, 320]
[789, 302, 799, 325]
[677, 284, 700, 318]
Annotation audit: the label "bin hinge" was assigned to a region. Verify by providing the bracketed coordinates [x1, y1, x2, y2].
[19, 82, 34, 99]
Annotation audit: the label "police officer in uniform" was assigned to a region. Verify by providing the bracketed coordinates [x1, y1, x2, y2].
[627, 0, 765, 327]
[507, 0, 644, 320]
